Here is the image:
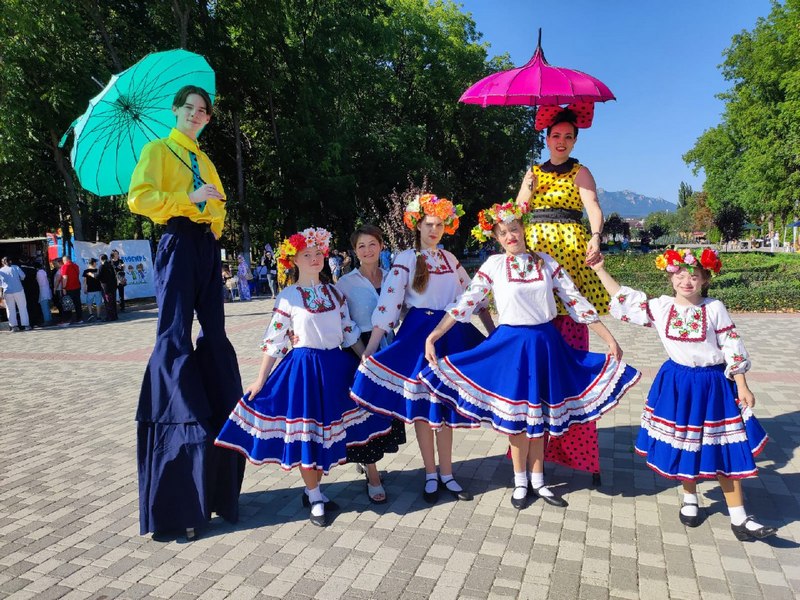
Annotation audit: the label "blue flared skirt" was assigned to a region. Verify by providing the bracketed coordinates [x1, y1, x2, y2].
[350, 307, 485, 428]
[215, 347, 392, 473]
[419, 323, 640, 438]
[635, 360, 768, 480]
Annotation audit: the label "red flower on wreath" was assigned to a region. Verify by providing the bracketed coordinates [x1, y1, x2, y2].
[664, 249, 682, 266]
[700, 248, 722, 274]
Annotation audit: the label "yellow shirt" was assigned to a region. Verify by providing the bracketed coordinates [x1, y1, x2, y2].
[128, 128, 227, 239]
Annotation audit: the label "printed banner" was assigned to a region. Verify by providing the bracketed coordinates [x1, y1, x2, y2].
[72, 240, 155, 300]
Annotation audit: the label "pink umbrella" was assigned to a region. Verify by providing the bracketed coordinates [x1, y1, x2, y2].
[459, 30, 615, 107]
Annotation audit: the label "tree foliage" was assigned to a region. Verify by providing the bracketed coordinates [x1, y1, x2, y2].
[0, 0, 539, 257]
[684, 1, 800, 230]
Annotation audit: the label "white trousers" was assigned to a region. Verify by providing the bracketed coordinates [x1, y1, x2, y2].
[4, 291, 29, 328]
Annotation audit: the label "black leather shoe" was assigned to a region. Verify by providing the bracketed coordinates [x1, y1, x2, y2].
[531, 485, 568, 508]
[309, 501, 327, 527]
[731, 517, 777, 541]
[301, 492, 339, 511]
[441, 477, 473, 501]
[422, 479, 440, 504]
[591, 472, 602, 486]
[510, 486, 529, 510]
[678, 503, 702, 528]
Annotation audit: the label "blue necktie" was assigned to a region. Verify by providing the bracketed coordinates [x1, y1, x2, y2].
[188, 151, 206, 213]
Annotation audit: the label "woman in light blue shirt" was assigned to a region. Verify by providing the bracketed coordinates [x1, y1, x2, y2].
[0, 257, 30, 331]
[336, 225, 406, 504]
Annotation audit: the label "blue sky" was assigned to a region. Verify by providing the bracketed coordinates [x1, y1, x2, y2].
[455, 1, 775, 203]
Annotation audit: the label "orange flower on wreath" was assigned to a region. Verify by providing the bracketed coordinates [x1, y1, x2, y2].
[402, 193, 464, 234]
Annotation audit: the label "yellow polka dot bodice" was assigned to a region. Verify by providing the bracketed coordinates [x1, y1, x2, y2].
[524, 161, 609, 315]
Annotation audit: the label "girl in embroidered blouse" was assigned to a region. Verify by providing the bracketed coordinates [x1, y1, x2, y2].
[214, 228, 391, 528]
[336, 224, 406, 504]
[351, 194, 495, 504]
[590, 249, 776, 541]
[420, 204, 640, 510]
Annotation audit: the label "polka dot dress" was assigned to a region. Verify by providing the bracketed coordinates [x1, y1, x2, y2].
[524, 161, 609, 315]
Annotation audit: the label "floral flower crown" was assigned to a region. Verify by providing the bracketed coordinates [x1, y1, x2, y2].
[277, 227, 332, 270]
[655, 247, 722, 275]
[470, 201, 527, 243]
[403, 193, 464, 236]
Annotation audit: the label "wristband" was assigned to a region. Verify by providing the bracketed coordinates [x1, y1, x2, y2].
[591, 232, 601, 238]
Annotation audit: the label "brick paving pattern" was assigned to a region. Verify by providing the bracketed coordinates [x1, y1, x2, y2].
[0, 299, 798, 599]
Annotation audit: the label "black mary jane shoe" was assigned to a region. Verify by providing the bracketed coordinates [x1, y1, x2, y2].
[731, 517, 777, 541]
[309, 501, 327, 527]
[510, 486, 529, 510]
[530, 485, 568, 508]
[441, 480, 473, 501]
[422, 479, 440, 504]
[678, 503, 702, 528]
[591, 473, 602, 487]
[301, 491, 339, 512]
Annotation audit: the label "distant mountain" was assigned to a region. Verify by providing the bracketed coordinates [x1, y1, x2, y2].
[596, 188, 676, 218]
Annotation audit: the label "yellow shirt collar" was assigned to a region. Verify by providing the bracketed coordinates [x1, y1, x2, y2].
[168, 128, 202, 154]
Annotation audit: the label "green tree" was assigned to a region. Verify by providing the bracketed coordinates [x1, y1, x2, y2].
[644, 211, 673, 241]
[685, 1, 800, 230]
[714, 203, 746, 243]
[677, 181, 693, 208]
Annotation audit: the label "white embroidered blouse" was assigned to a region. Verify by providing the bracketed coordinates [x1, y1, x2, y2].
[335, 268, 394, 348]
[371, 248, 472, 333]
[609, 286, 751, 379]
[446, 252, 600, 326]
[260, 284, 360, 357]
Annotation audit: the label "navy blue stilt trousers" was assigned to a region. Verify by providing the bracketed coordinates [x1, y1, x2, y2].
[137, 217, 245, 535]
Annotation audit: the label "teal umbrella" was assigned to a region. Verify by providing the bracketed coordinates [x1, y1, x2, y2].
[60, 49, 215, 196]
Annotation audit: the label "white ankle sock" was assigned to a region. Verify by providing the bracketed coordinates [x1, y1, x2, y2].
[681, 493, 698, 517]
[729, 505, 764, 530]
[425, 472, 439, 494]
[529, 471, 554, 498]
[440, 473, 462, 492]
[307, 487, 325, 517]
[513, 472, 528, 500]
[305, 486, 329, 503]
[728, 505, 747, 526]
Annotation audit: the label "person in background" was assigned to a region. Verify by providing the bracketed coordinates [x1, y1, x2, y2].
[35, 261, 53, 326]
[110, 249, 127, 312]
[82, 258, 103, 322]
[262, 250, 277, 298]
[328, 251, 343, 283]
[0, 256, 30, 332]
[51, 258, 64, 322]
[60, 255, 82, 325]
[379, 247, 391, 271]
[236, 254, 252, 301]
[99, 254, 118, 322]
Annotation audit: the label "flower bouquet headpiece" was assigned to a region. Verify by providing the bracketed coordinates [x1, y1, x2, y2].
[403, 193, 464, 236]
[655, 247, 722, 275]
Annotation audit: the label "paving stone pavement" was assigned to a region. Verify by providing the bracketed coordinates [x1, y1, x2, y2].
[0, 298, 798, 600]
